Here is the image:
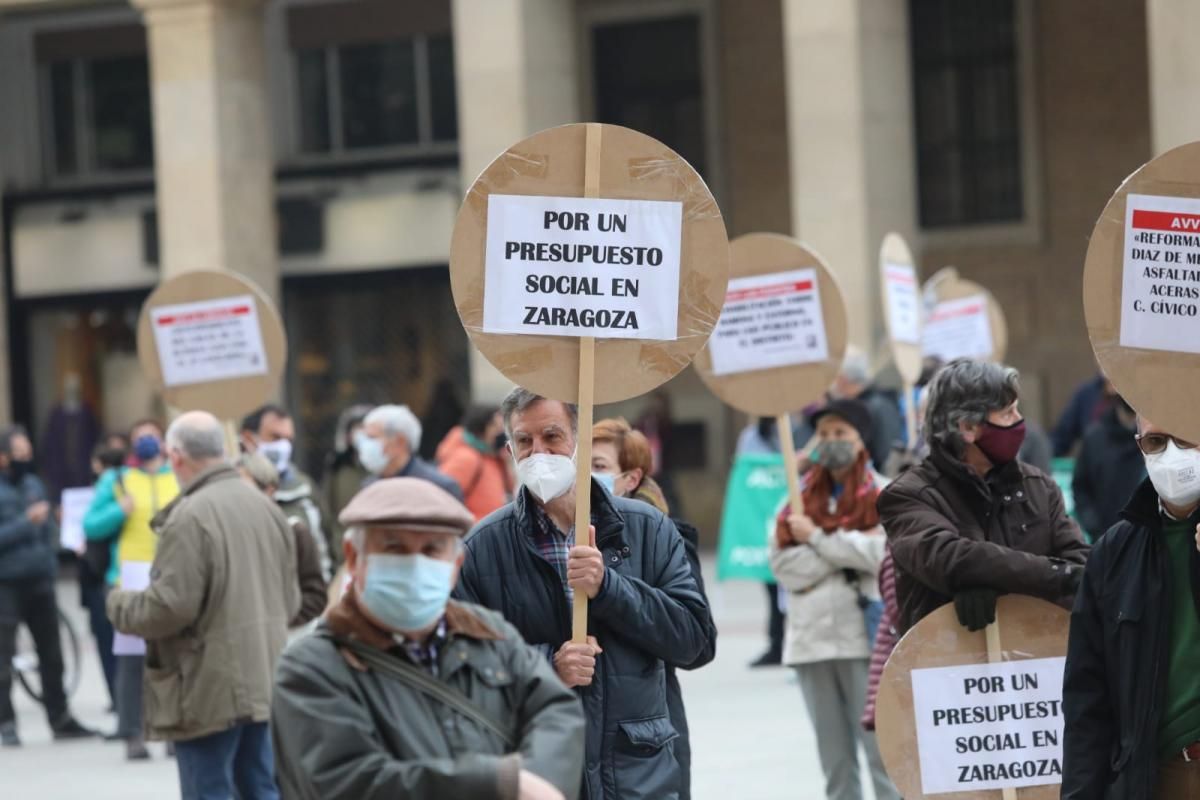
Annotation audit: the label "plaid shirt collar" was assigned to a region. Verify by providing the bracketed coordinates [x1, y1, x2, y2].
[393, 616, 449, 676]
[530, 502, 574, 604]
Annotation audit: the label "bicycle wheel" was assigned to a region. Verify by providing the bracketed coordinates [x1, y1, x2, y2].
[13, 624, 40, 702]
[14, 610, 83, 703]
[59, 609, 82, 699]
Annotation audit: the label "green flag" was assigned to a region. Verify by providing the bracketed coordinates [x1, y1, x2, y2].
[717, 453, 788, 582]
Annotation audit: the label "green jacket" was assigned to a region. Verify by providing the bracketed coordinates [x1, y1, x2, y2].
[271, 602, 585, 800]
[107, 464, 299, 741]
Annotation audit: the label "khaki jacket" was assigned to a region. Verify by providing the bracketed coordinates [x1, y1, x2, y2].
[108, 464, 299, 741]
[271, 602, 585, 800]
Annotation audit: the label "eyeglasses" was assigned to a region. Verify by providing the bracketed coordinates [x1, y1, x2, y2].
[1135, 433, 1199, 455]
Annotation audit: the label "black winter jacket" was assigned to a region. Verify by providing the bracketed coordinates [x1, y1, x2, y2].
[455, 482, 713, 800]
[1062, 479, 1200, 798]
[1071, 409, 1145, 540]
[0, 472, 56, 582]
[665, 518, 717, 800]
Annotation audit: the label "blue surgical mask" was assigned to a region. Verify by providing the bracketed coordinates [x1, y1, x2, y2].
[360, 553, 455, 633]
[133, 435, 161, 463]
[593, 472, 616, 494]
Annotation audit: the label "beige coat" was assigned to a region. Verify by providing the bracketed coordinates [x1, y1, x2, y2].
[108, 464, 299, 741]
[768, 472, 889, 666]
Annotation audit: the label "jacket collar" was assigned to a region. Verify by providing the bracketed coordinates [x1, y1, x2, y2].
[513, 478, 626, 547]
[152, 462, 238, 529]
[1121, 477, 1200, 529]
[182, 462, 240, 495]
[444, 600, 503, 641]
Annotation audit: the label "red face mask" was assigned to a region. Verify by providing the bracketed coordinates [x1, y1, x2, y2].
[975, 419, 1026, 465]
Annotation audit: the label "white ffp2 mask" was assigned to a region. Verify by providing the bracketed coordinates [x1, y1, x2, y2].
[1146, 441, 1200, 508]
[515, 452, 577, 503]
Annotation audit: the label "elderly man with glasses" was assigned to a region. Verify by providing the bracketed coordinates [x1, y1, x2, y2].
[1064, 418, 1200, 799]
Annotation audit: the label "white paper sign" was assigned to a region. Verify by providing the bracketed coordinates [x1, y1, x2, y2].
[482, 195, 682, 340]
[58, 487, 94, 555]
[911, 657, 1066, 795]
[113, 561, 153, 656]
[1120, 193, 1200, 354]
[884, 262, 921, 344]
[707, 269, 829, 376]
[922, 295, 994, 361]
[151, 295, 268, 387]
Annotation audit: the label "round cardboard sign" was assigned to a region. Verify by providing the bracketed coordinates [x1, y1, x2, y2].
[136, 270, 287, 421]
[693, 233, 848, 417]
[875, 595, 1069, 800]
[879, 232, 923, 385]
[1083, 141, 1200, 443]
[921, 267, 1009, 364]
[448, 123, 730, 404]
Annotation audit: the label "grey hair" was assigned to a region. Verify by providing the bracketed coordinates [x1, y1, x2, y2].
[346, 525, 464, 554]
[500, 387, 578, 438]
[235, 452, 279, 491]
[165, 412, 226, 461]
[364, 404, 422, 453]
[924, 358, 1020, 455]
[839, 345, 871, 386]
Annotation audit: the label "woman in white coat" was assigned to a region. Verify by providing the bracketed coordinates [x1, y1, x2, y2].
[769, 398, 899, 800]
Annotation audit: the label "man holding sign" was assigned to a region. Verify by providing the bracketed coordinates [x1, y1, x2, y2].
[1063, 419, 1200, 798]
[333, 388, 710, 799]
[878, 359, 1089, 635]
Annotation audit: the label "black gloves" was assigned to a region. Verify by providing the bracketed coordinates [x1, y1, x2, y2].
[1060, 563, 1085, 596]
[954, 588, 998, 632]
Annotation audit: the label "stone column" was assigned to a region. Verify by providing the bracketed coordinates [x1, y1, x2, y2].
[781, 0, 917, 354]
[451, 0, 580, 401]
[135, 0, 278, 301]
[1146, 0, 1200, 154]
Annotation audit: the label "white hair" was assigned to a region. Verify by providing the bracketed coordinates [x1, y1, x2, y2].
[346, 525, 462, 553]
[364, 404, 422, 452]
[166, 411, 226, 461]
[839, 345, 871, 386]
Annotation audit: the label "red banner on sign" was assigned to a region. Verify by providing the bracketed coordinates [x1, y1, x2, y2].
[156, 305, 253, 326]
[726, 281, 813, 303]
[1132, 209, 1200, 232]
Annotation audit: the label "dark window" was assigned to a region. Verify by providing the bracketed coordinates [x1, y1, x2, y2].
[340, 40, 418, 148]
[427, 34, 457, 142]
[48, 62, 77, 175]
[297, 49, 332, 153]
[910, 0, 1023, 228]
[42, 52, 153, 177]
[295, 36, 456, 156]
[592, 16, 707, 177]
[89, 55, 154, 171]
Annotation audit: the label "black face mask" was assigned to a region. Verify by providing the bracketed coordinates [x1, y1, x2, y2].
[493, 433, 508, 452]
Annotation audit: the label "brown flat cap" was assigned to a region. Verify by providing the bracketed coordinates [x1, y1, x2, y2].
[338, 478, 475, 536]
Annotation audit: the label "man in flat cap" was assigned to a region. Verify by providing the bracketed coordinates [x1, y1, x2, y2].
[330, 388, 713, 800]
[271, 477, 585, 800]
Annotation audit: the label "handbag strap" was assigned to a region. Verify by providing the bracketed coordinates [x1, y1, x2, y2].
[337, 638, 516, 749]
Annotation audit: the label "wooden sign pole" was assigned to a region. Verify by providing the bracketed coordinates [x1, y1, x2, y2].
[223, 420, 241, 462]
[571, 123, 603, 644]
[776, 415, 802, 514]
[986, 618, 1019, 800]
